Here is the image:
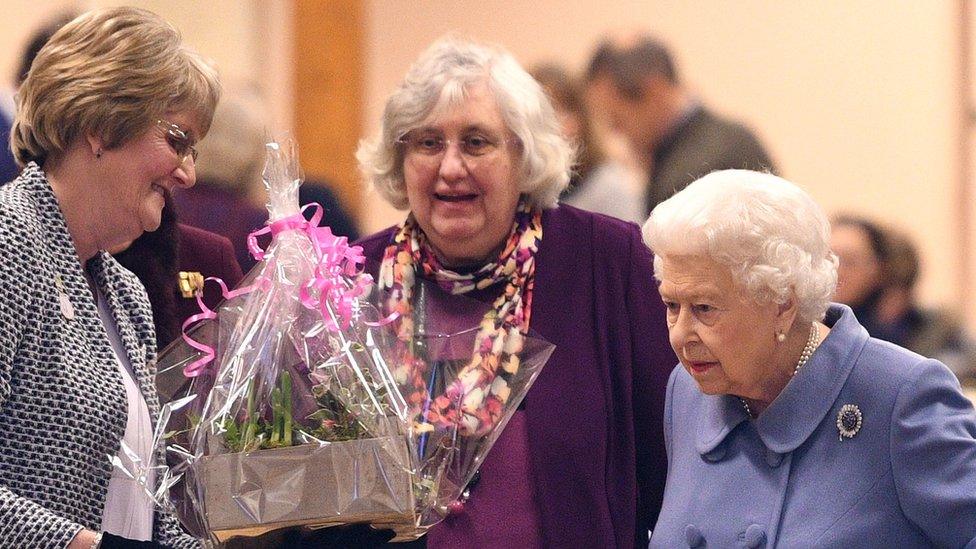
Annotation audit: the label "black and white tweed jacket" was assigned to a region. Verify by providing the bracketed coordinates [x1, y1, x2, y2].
[0, 164, 197, 548]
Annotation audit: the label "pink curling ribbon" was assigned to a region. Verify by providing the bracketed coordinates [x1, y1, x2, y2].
[180, 301, 216, 378]
[181, 203, 395, 378]
[298, 223, 397, 331]
[180, 275, 271, 377]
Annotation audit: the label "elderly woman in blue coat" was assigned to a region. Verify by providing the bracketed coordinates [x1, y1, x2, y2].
[643, 169, 976, 548]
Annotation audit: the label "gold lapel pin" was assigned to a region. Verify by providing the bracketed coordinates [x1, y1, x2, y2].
[55, 274, 75, 320]
[178, 271, 204, 298]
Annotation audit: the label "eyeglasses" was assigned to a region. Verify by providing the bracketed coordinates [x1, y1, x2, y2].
[156, 119, 198, 165]
[396, 131, 515, 164]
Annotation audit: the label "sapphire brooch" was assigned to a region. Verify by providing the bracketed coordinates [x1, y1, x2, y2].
[836, 404, 862, 440]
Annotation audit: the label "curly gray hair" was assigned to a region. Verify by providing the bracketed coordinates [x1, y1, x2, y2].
[356, 36, 574, 210]
[642, 169, 839, 322]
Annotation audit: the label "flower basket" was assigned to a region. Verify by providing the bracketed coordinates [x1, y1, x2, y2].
[116, 140, 556, 544]
[193, 436, 413, 542]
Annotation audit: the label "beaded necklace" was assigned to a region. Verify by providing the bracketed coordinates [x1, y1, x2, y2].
[739, 323, 820, 418]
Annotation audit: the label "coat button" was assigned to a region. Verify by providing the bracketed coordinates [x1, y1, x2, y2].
[743, 524, 766, 547]
[684, 524, 705, 547]
[765, 448, 783, 467]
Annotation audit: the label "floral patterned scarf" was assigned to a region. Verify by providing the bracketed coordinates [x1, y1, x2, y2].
[378, 201, 542, 436]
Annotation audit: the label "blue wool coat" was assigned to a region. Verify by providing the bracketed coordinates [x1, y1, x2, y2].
[650, 304, 976, 548]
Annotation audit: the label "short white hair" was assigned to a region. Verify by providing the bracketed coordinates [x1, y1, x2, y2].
[356, 35, 574, 210]
[642, 170, 838, 322]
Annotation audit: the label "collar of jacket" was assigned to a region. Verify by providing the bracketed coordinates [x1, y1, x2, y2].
[20, 162, 156, 419]
[695, 304, 870, 456]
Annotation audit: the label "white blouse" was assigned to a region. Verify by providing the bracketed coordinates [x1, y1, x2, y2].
[95, 285, 155, 540]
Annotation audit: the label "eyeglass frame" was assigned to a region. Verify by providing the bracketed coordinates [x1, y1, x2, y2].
[395, 129, 518, 164]
[156, 119, 198, 165]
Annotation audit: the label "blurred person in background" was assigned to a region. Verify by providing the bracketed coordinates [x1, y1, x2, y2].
[356, 36, 674, 548]
[176, 93, 359, 273]
[832, 214, 976, 385]
[295, 177, 360, 243]
[0, 7, 217, 547]
[172, 94, 270, 272]
[878, 229, 976, 385]
[830, 215, 888, 333]
[0, 91, 16, 182]
[585, 32, 775, 213]
[113, 195, 243, 351]
[0, 13, 77, 183]
[530, 63, 645, 223]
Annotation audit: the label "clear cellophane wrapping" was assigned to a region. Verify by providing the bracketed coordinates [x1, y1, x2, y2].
[136, 141, 554, 543]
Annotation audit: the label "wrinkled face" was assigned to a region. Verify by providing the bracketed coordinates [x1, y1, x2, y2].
[831, 224, 882, 306]
[658, 254, 784, 400]
[96, 110, 199, 249]
[402, 83, 521, 267]
[586, 75, 661, 153]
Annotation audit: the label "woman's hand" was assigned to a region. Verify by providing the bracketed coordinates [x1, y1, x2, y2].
[98, 533, 164, 548]
[68, 529, 98, 549]
[284, 524, 397, 547]
[68, 531, 167, 549]
[223, 524, 398, 549]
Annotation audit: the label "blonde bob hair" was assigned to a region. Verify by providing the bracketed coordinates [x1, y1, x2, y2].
[642, 170, 838, 322]
[357, 36, 574, 210]
[11, 6, 221, 168]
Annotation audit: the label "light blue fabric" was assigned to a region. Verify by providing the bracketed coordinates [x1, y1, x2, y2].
[650, 304, 976, 548]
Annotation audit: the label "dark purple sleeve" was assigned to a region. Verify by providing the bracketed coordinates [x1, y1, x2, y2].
[199, 232, 242, 312]
[213, 233, 245, 289]
[354, 227, 398, 277]
[587, 212, 675, 547]
[196, 232, 243, 310]
[624, 222, 674, 542]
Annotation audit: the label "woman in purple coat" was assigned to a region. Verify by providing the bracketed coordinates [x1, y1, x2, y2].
[355, 37, 675, 548]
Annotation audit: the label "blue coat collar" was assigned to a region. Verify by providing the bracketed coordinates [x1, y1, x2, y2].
[696, 304, 870, 455]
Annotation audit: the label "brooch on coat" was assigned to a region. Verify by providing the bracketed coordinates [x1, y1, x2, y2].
[55, 274, 75, 320]
[178, 271, 205, 298]
[836, 404, 862, 440]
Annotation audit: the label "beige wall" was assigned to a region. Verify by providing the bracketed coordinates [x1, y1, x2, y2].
[0, 0, 294, 134]
[363, 1, 965, 320]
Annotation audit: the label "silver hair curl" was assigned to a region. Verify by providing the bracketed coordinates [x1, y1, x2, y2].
[642, 169, 839, 322]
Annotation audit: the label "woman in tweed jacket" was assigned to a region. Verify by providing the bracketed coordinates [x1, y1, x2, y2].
[0, 8, 219, 548]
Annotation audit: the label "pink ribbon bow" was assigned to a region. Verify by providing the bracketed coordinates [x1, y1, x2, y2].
[181, 203, 395, 378]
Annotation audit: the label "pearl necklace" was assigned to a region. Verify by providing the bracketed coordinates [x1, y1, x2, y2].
[740, 323, 820, 418]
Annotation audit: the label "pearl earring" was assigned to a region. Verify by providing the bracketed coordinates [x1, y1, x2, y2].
[776, 332, 786, 342]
